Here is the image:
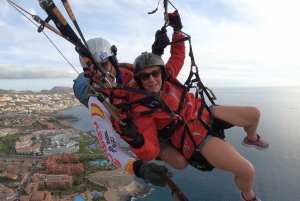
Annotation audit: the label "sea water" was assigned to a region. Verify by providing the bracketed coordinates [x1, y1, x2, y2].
[62, 86, 300, 201]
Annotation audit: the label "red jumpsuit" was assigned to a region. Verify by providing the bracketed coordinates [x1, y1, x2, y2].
[127, 38, 211, 161]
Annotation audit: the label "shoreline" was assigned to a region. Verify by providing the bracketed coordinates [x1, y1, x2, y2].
[87, 169, 150, 201]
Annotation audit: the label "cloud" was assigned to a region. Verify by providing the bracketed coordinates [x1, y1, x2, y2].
[0, 64, 77, 79]
[0, 0, 299, 91]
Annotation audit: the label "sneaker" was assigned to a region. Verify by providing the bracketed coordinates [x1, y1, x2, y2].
[242, 134, 269, 150]
[240, 191, 261, 201]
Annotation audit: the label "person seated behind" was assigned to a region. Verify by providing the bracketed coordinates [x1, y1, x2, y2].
[78, 11, 186, 187]
[119, 52, 269, 201]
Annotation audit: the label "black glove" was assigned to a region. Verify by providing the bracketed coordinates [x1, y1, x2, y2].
[119, 118, 139, 139]
[133, 160, 173, 187]
[168, 10, 183, 32]
[119, 118, 144, 148]
[152, 27, 170, 55]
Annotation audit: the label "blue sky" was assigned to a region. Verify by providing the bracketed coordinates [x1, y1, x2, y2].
[1, 0, 299, 91]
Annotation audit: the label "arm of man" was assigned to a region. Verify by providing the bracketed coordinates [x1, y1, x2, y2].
[130, 114, 161, 161]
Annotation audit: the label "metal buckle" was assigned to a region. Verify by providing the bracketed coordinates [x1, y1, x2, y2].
[172, 114, 182, 122]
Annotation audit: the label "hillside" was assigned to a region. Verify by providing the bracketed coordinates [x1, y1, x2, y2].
[0, 86, 73, 94]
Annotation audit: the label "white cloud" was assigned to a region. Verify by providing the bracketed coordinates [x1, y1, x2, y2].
[0, 64, 77, 79]
[0, 0, 299, 91]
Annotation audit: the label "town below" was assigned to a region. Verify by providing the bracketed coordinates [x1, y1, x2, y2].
[0, 87, 149, 201]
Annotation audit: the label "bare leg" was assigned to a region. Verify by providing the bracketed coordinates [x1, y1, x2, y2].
[201, 137, 256, 200]
[214, 105, 260, 140]
[159, 145, 188, 170]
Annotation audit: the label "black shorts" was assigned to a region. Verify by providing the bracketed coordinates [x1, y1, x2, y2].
[209, 105, 234, 138]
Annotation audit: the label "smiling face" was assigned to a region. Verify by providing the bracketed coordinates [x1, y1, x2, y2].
[138, 66, 162, 93]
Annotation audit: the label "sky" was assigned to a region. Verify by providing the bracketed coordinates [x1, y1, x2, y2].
[0, 0, 300, 92]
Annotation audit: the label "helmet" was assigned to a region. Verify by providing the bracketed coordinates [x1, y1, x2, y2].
[79, 38, 119, 78]
[133, 52, 166, 87]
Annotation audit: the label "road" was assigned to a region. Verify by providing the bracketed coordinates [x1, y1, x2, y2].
[15, 160, 38, 200]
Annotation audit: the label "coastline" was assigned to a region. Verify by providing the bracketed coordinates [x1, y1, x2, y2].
[87, 169, 150, 201]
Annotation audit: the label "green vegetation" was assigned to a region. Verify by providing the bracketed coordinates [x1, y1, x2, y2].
[0, 143, 11, 154]
[0, 133, 25, 154]
[76, 141, 91, 154]
[90, 149, 102, 154]
[46, 118, 59, 123]
[92, 196, 106, 201]
[76, 140, 102, 155]
[75, 133, 102, 155]
[39, 178, 107, 198]
[0, 133, 23, 141]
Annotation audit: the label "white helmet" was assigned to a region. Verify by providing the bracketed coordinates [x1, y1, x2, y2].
[79, 37, 114, 68]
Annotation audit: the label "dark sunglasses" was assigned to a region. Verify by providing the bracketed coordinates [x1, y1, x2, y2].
[138, 68, 162, 81]
[100, 60, 109, 70]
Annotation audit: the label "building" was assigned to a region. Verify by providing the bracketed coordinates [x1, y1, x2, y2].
[26, 174, 72, 193]
[45, 154, 84, 175]
[20, 191, 51, 201]
[15, 133, 41, 154]
[0, 184, 15, 200]
[2, 172, 18, 180]
[43, 133, 80, 155]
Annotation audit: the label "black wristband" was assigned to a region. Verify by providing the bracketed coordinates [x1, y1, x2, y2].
[133, 160, 144, 178]
[126, 133, 144, 149]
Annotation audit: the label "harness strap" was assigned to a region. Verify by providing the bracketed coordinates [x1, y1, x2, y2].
[167, 79, 188, 114]
[115, 84, 177, 119]
[179, 123, 200, 153]
[194, 69, 216, 105]
[134, 108, 160, 118]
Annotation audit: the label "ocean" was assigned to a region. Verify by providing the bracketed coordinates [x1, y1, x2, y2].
[62, 86, 300, 201]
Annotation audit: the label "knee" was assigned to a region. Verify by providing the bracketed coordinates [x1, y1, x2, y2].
[159, 147, 188, 170]
[173, 156, 188, 170]
[238, 162, 255, 181]
[248, 106, 260, 122]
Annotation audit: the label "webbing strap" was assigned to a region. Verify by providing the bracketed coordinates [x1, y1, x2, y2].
[115, 84, 177, 119]
[166, 79, 188, 115]
[196, 73, 215, 105]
